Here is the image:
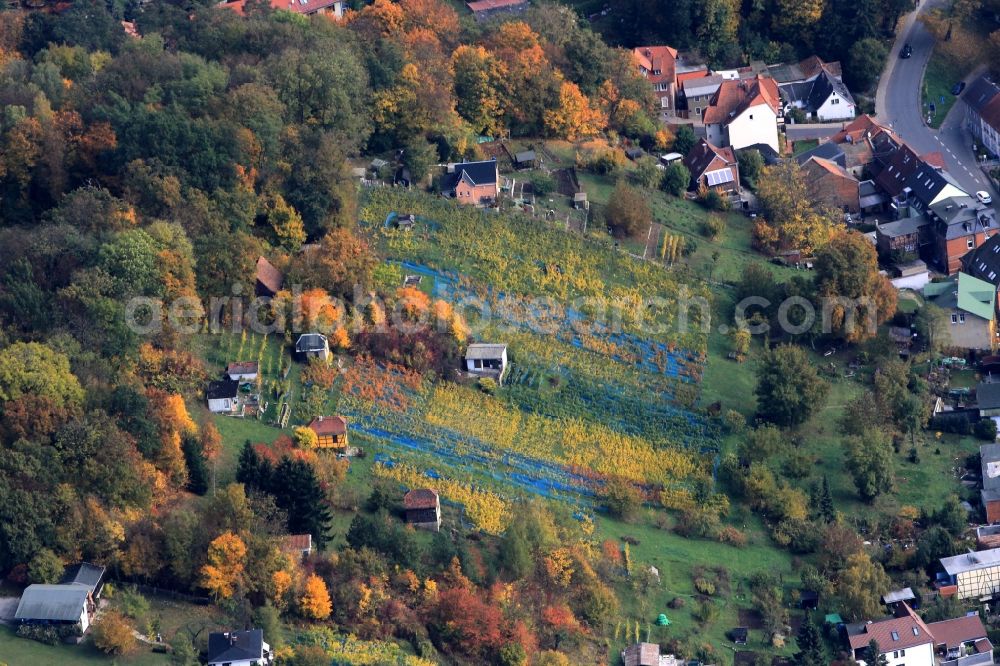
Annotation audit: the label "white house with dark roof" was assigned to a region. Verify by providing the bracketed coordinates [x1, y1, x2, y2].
[295, 332, 330, 361]
[207, 629, 273, 666]
[779, 68, 856, 122]
[206, 377, 240, 414]
[15, 584, 96, 635]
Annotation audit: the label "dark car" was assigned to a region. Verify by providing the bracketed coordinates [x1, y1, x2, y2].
[900, 43, 912, 58]
[951, 81, 966, 95]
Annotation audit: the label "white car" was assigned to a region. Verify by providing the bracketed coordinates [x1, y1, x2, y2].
[977, 191, 993, 205]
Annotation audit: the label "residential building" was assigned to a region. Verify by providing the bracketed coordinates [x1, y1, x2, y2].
[403, 489, 441, 531]
[680, 73, 728, 119]
[682, 138, 740, 195]
[962, 233, 1000, 287]
[633, 46, 679, 113]
[978, 524, 1000, 549]
[15, 584, 96, 636]
[307, 415, 348, 449]
[982, 444, 1000, 522]
[779, 68, 856, 122]
[827, 114, 898, 177]
[207, 629, 273, 666]
[703, 75, 782, 153]
[796, 141, 848, 169]
[59, 563, 105, 599]
[875, 217, 929, 260]
[860, 180, 889, 214]
[923, 273, 997, 351]
[940, 548, 1000, 599]
[766, 55, 842, 86]
[255, 256, 284, 298]
[846, 603, 934, 665]
[926, 614, 994, 665]
[279, 534, 313, 560]
[227, 361, 259, 382]
[295, 332, 330, 361]
[801, 156, 860, 213]
[464, 343, 508, 384]
[964, 74, 1000, 157]
[220, 0, 343, 17]
[443, 159, 499, 205]
[882, 587, 917, 612]
[927, 197, 996, 274]
[206, 377, 240, 414]
[466, 0, 528, 21]
[981, 386, 1000, 420]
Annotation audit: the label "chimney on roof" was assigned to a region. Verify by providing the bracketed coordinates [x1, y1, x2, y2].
[317, 415, 323, 421]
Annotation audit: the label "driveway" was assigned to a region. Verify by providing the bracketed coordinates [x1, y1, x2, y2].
[876, 0, 992, 194]
[0, 596, 20, 624]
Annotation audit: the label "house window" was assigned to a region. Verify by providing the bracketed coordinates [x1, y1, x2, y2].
[952, 314, 959, 324]
[960, 313, 966, 324]
[969, 237, 977, 249]
[901, 650, 905, 656]
[474, 359, 482, 369]
[695, 107, 701, 115]
[749, 114, 754, 120]
[832, 98, 839, 105]
[652, 69, 661, 76]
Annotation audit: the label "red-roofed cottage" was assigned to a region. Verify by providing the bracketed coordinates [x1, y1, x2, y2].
[633, 46, 680, 113]
[307, 416, 348, 450]
[219, 0, 343, 17]
[403, 489, 441, 531]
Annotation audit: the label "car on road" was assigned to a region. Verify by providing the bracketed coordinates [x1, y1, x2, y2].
[977, 191, 993, 205]
[951, 81, 966, 95]
[900, 43, 913, 58]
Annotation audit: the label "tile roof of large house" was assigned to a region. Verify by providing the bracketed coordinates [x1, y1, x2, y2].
[926, 614, 991, 653]
[466, 0, 527, 12]
[703, 75, 780, 125]
[308, 415, 347, 436]
[847, 603, 932, 653]
[633, 45, 679, 86]
[806, 69, 855, 110]
[830, 114, 896, 145]
[802, 156, 854, 181]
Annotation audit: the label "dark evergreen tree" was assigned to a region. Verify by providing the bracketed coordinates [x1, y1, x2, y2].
[794, 613, 826, 666]
[497, 523, 533, 579]
[270, 457, 332, 548]
[869, 639, 889, 666]
[181, 434, 208, 495]
[235, 441, 271, 491]
[819, 476, 836, 524]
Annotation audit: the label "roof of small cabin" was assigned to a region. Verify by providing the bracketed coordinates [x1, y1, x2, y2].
[220, 0, 340, 15]
[876, 216, 928, 239]
[466, 343, 507, 359]
[296, 333, 328, 351]
[227, 361, 259, 375]
[882, 587, 915, 604]
[15, 585, 90, 622]
[515, 150, 536, 162]
[59, 564, 105, 594]
[280, 534, 312, 552]
[466, 0, 527, 12]
[622, 642, 660, 666]
[308, 416, 347, 436]
[403, 488, 439, 510]
[206, 378, 239, 400]
[207, 629, 265, 664]
[255, 256, 284, 294]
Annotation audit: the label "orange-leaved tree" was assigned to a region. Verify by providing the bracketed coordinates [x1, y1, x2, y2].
[199, 531, 247, 600]
[299, 573, 332, 620]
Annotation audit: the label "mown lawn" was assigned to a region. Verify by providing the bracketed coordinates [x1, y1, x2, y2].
[0, 626, 169, 666]
[922, 51, 960, 128]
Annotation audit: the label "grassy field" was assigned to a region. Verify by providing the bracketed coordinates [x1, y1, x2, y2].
[0, 626, 170, 666]
[922, 51, 960, 128]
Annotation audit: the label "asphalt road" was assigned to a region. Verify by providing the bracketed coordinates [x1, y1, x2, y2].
[877, 0, 992, 194]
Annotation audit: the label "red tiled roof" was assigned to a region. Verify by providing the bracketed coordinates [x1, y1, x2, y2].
[308, 416, 347, 436]
[702, 75, 780, 125]
[281, 534, 312, 552]
[677, 69, 711, 85]
[830, 114, 896, 145]
[926, 614, 989, 651]
[255, 256, 284, 294]
[848, 604, 933, 653]
[227, 361, 258, 375]
[466, 0, 526, 11]
[683, 138, 736, 181]
[403, 488, 439, 510]
[220, 0, 341, 16]
[633, 45, 679, 87]
[121, 20, 140, 38]
[804, 156, 853, 180]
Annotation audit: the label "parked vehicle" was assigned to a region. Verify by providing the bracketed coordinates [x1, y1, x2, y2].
[951, 81, 966, 95]
[900, 43, 912, 58]
[977, 191, 993, 205]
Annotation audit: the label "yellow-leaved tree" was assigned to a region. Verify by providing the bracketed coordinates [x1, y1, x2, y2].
[299, 573, 332, 620]
[544, 81, 607, 141]
[199, 532, 247, 600]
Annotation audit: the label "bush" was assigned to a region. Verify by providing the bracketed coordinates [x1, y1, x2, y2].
[116, 586, 150, 620]
[692, 599, 719, 624]
[16, 624, 71, 645]
[931, 413, 974, 435]
[530, 172, 555, 197]
[975, 418, 998, 441]
[700, 215, 724, 239]
[717, 526, 748, 548]
[661, 161, 690, 196]
[602, 478, 642, 522]
[605, 181, 651, 238]
[93, 611, 137, 655]
[694, 577, 716, 595]
[477, 377, 497, 395]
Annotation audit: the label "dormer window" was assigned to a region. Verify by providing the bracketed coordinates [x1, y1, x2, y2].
[891, 631, 899, 641]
